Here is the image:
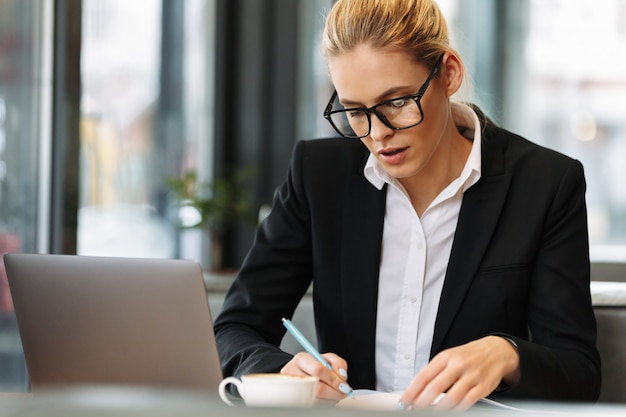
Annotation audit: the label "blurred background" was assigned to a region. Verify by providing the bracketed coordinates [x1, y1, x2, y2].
[1, 0, 625, 392]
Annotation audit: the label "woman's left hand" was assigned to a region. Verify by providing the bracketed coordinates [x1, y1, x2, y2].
[398, 336, 520, 411]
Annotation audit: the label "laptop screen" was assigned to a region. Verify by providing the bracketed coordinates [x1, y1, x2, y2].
[4, 253, 223, 393]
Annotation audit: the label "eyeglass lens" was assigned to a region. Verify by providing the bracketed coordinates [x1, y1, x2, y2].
[328, 97, 424, 138]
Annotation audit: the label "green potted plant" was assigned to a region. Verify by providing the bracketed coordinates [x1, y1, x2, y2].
[166, 168, 254, 271]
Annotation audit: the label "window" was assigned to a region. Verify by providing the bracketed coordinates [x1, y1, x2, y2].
[524, 0, 626, 262]
[78, 0, 172, 258]
[0, 0, 217, 392]
[78, 0, 216, 266]
[443, 0, 626, 263]
[0, 0, 53, 391]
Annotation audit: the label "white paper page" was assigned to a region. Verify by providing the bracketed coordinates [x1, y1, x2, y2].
[336, 390, 401, 411]
[336, 390, 526, 412]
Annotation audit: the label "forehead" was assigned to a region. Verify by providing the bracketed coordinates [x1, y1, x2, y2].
[327, 44, 429, 105]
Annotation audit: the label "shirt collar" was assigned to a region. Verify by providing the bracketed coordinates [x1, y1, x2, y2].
[363, 102, 482, 192]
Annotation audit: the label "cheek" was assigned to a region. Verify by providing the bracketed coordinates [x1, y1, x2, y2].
[423, 94, 441, 117]
[417, 89, 449, 134]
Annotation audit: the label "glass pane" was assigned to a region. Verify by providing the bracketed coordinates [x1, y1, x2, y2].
[0, 0, 51, 391]
[78, 0, 215, 264]
[431, 0, 626, 263]
[78, 0, 171, 258]
[297, 0, 335, 140]
[525, 0, 626, 261]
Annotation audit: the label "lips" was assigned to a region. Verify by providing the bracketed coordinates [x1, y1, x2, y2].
[378, 146, 408, 164]
[380, 147, 406, 156]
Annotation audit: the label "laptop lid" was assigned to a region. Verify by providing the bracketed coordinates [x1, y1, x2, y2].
[4, 253, 223, 393]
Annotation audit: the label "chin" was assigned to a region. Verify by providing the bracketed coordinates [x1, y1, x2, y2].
[384, 166, 420, 180]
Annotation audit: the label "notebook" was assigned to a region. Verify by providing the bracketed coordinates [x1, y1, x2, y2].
[4, 253, 223, 393]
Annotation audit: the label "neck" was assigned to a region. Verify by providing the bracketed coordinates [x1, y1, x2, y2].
[399, 126, 472, 217]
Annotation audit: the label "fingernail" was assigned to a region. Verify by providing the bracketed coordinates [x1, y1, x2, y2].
[338, 383, 352, 395]
[396, 401, 405, 410]
[339, 368, 348, 378]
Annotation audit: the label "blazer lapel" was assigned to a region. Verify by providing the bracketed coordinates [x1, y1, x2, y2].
[340, 163, 386, 386]
[431, 126, 512, 355]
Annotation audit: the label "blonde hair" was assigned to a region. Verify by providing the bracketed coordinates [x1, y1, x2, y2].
[322, 0, 474, 101]
[322, 0, 460, 69]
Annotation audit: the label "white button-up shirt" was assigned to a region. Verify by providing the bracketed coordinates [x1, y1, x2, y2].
[364, 103, 483, 392]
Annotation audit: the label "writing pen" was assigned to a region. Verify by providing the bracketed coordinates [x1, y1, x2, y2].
[282, 317, 354, 398]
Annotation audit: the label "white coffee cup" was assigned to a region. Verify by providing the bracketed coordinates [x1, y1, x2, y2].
[218, 373, 319, 407]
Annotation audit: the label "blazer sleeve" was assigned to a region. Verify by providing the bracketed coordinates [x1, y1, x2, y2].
[495, 159, 601, 401]
[213, 140, 313, 378]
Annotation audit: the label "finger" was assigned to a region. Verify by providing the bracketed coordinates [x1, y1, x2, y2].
[438, 382, 484, 412]
[281, 352, 348, 400]
[413, 348, 488, 410]
[282, 352, 329, 377]
[321, 353, 349, 380]
[280, 352, 313, 376]
[413, 371, 457, 409]
[436, 365, 499, 411]
[429, 376, 472, 411]
[421, 350, 498, 410]
[398, 356, 447, 409]
[319, 353, 353, 398]
[314, 380, 348, 402]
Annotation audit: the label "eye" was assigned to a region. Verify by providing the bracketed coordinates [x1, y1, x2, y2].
[348, 110, 366, 120]
[388, 98, 410, 108]
[379, 98, 411, 114]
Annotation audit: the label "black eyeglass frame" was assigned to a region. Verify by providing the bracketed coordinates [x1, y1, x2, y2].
[323, 55, 444, 139]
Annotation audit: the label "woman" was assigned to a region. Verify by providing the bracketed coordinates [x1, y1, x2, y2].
[214, 0, 600, 410]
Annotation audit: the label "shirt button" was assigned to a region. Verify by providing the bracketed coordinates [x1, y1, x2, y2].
[417, 242, 424, 250]
[404, 354, 411, 361]
[409, 296, 417, 304]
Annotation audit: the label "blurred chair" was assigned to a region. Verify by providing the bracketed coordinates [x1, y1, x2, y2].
[591, 281, 626, 403]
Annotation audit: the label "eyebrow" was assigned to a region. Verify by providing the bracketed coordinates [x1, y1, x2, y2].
[339, 85, 414, 108]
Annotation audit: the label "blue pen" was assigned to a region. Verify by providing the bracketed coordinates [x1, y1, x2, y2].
[282, 317, 354, 398]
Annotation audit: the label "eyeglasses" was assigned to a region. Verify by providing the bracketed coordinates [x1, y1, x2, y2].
[323, 56, 443, 139]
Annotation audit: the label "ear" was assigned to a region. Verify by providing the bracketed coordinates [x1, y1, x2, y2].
[441, 51, 464, 97]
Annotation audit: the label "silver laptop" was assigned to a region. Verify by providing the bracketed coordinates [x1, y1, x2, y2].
[4, 253, 223, 393]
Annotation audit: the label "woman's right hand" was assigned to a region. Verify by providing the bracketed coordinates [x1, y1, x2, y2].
[280, 352, 352, 402]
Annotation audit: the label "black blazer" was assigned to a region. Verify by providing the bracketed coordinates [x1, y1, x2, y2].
[214, 117, 601, 401]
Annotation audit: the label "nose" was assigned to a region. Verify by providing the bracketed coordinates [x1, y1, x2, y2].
[368, 113, 394, 142]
